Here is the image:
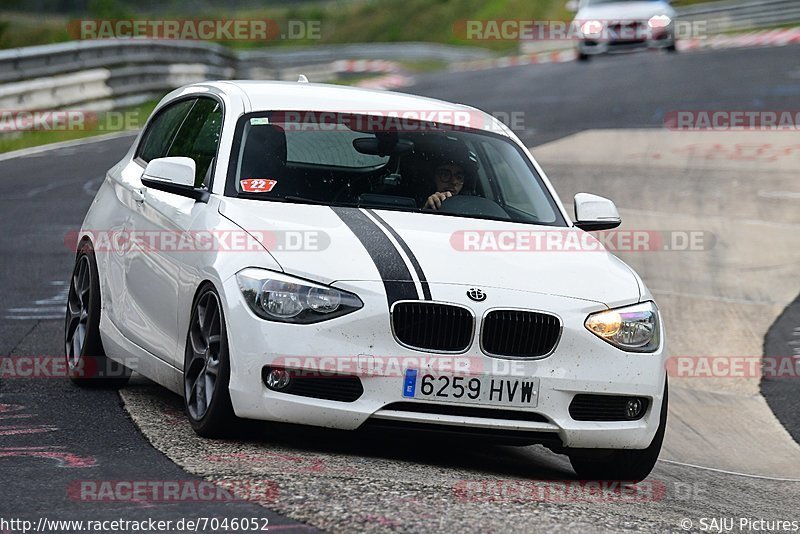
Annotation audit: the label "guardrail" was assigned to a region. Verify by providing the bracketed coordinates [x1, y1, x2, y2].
[676, 0, 800, 33]
[1, 0, 798, 116]
[0, 39, 493, 113]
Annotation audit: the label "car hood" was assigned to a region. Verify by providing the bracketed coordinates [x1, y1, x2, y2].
[576, 2, 674, 22]
[219, 199, 642, 307]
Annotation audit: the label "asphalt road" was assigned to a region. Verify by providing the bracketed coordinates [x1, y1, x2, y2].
[1, 43, 799, 532]
[412, 44, 800, 147]
[0, 136, 317, 532]
[764, 292, 800, 444]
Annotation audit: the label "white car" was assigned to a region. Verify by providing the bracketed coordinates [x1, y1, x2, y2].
[65, 80, 667, 481]
[570, 0, 678, 60]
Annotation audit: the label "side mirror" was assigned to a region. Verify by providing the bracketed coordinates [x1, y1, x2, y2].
[566, 0, 579, 12]
[141, 157, 209, 202]
[574, 193, 621, 231]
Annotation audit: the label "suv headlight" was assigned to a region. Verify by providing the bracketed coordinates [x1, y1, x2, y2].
[236, 268, 363, 324]
[585, 301, 660, 353]
[580, 20, 604, 37]
[648, 15, 671, 29]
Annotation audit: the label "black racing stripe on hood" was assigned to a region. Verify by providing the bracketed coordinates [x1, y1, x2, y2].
[365, 209, 432, 301]
[330, 206, 419, 305]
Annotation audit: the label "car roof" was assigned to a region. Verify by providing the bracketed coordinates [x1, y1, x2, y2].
[195, 80, 509, 135]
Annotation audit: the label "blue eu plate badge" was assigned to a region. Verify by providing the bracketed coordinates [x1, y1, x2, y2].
[403, 369, 418, 397]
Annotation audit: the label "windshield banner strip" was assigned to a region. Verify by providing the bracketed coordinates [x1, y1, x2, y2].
[365, 209, 432, 301]
[330, 206, 420, 305]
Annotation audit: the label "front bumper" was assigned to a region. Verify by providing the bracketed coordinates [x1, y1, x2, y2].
[222, 277, 667, 450]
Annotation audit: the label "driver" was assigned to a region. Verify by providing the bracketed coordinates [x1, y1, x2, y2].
[420, 138, 478, 210]
[423, 162, 466, 210]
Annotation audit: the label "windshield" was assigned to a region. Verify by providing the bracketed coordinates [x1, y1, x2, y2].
[225, 111, 566, 226]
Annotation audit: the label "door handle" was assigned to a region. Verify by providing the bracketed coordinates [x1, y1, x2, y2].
[132, 188, 145, 204]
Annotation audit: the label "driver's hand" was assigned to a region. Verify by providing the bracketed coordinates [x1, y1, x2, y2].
[423, 191, 453, 210]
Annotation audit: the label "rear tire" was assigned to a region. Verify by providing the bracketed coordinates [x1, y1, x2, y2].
[64, 241, 131, 389]
[577, 52, 590, 62]
[568, 380, 668, 482]
[183, 284, 238, 438]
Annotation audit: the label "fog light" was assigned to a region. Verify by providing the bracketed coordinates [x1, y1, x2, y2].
[264, 368, 291, 391]
[625, 398, 644, 419]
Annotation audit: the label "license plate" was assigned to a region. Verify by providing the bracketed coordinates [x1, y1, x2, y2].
[402, 370, 539, 408]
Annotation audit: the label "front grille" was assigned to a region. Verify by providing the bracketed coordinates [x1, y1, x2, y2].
[481, 310, 561, 358]
[609, 22, 646, 42]
[382, 402, 548, 423]
[261, 367, 364, 402]
[569, 394, 649, 421]
[392, 302, 473, 352]
[608, 38, 647, 46]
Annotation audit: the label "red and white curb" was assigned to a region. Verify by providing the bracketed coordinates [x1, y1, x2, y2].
[678, 27, 800, 52]
[449, 26, 800, 73]
[330, 27, 800, 89]
[349, 48, 576, 89]
[332, 59, 402, 74]
[354, 74, 415, 90]
[327, 59, 413, 90]
[450, 49, 576, 72]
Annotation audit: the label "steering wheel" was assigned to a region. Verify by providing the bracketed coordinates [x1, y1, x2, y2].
[436, 195, 510, 219]
[331, 174, 380, 203]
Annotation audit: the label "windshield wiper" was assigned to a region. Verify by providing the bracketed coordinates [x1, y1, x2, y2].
[283, 196, 333, 205]
[237, 192, 355, 207]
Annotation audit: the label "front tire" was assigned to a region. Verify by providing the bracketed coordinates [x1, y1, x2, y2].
[183, 284, 238, 438]
[568, 380, 668, 482]
[65, 242, 131, 388]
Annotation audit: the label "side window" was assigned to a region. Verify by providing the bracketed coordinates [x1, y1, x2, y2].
[137, 99, 196, 163]
[167, 98, 223, 188]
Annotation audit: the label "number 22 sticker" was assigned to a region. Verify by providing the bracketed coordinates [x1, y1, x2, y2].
[241, 178, 278, 193]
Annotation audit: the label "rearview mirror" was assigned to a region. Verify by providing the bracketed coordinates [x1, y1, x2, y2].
[574, 193, 621, 231]
[353, 136, 414, 156]
[141, 157, 209, 202]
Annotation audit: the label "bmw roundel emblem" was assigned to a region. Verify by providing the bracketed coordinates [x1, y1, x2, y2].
[466, 288, 486, 302]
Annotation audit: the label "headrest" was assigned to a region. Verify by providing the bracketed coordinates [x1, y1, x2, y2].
[245, 124, 287, 166]
[409, 134, 478, 171]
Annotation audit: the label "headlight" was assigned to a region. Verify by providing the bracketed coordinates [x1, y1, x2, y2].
[648, 15, 671, 29]
[580, 20, 604, 37]
[236, 268, 363, 324]
[585, 302, 660, 352]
